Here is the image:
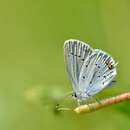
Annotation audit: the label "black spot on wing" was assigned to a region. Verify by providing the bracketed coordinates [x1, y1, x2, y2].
[83, 76, 85, 79]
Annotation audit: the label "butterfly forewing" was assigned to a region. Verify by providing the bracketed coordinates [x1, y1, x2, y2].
[64, 39, 93, 93]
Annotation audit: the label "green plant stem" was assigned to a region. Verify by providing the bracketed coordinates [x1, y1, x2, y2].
[57, 92, 130, 113]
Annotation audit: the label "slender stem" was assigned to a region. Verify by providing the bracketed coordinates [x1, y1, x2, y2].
[57, 92, 130, 113]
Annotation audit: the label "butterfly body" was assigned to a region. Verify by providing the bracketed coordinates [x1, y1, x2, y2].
[64, 39, 117, 101]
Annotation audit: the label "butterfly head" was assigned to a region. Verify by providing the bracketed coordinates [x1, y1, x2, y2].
[72, 91, 89, 101]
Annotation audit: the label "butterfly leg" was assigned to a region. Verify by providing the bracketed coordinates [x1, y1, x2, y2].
[92, 95, 102, 105]
[86, 96, 93, 104]
[86, 94, 102, 105]
[77, 99, 82, 106]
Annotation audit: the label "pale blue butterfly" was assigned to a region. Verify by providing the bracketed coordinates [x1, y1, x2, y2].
[64, 39, 117, 102]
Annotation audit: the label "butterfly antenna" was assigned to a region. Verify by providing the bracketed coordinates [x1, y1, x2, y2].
[56, 91, 73, 106]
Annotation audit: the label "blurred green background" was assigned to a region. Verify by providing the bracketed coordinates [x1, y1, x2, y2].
[0, 0, 130, 130]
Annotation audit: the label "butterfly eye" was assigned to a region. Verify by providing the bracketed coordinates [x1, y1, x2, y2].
[74, 93, 77, 97]
[72, 92, 77, 98]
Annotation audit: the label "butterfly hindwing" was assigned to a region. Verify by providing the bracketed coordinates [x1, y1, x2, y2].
[79, 49, 117, 96]
[78, 51, 97, 91]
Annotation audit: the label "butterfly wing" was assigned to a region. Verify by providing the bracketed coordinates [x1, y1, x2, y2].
[79, 49, 117, 96]
[64, 39, 93, 93]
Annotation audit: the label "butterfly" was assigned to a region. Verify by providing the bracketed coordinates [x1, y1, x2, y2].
[64, 39, 118, 102]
